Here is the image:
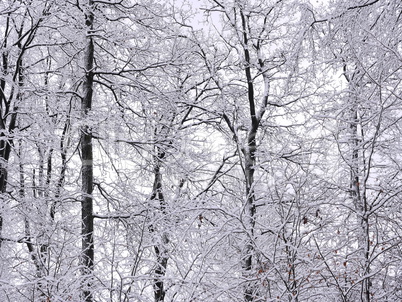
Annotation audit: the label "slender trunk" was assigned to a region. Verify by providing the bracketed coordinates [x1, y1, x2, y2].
[50, 81, 71, 220]
[81, 1, 95, 301]
[240, 10, 258, 301]
[19, 145, 48, 300]
[361, 215, 370, 302]
[243, 132, 257, 302]
[349, 86, 370, 302]
[50, 117, 69, 220]
[33, 145, 54, 300]
[0, 14, 13, 248]
[151, 146, 169, 302]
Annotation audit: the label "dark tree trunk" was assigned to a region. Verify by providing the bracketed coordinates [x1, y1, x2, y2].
[0, 12, 25, 248]
[81, 1, 95, 301]
[151, 145, 169, 302]
[240, 10, 258, 301]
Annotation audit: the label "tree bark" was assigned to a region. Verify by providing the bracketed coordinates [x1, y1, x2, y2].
[346, 69, 371, 302]
[240, 10, 258, 301]
[151, 145, 169, 302]
[81, 1, 95, 301]
[0, 13, 17, 249]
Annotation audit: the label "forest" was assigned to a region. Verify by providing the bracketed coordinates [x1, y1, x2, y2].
[0, 0, 401, 301]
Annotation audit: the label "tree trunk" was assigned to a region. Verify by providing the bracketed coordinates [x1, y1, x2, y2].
[0, 13, 19, 248]
[348, 73, 371, 302]
[81, 1, 95, 301]
[243, 131, 257, 302]
[241, 10, 258, 301]
[151, 145, 169, 302]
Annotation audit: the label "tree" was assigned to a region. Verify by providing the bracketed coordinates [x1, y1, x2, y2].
[195, 0, 323, 300]
[310, 0, 402, 300]
[80, 0, 95, 301]
[0, 0, 48, 248]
